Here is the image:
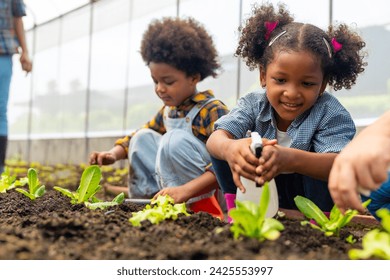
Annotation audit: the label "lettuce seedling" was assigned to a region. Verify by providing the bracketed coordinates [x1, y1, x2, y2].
[294, 195, 371, 237]
[54, 165, 124, 210]
[129, 195, 190, 227]
[229, 183, 284, 242]
[349, 208, 390, 260]
[54, 165, 102, 204]
[15, 168, 46, 200]
[85, 192, 125, 210]
[0, 167, 18, 193]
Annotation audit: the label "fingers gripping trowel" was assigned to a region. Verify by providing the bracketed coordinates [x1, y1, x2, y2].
[236, 132, 279, 217]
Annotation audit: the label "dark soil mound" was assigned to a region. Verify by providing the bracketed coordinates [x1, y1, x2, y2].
[0, 190, 376, 260]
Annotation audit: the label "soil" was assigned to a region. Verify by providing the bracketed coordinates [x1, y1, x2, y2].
[0, 189, 379, 260]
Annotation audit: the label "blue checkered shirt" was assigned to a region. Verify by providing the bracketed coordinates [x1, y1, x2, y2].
[0, 0, 26, 55]
[214, 91, 356, 153]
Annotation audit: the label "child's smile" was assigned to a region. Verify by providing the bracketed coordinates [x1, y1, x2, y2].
[261, 50, 327, 131]
[280, 101, 303, 111]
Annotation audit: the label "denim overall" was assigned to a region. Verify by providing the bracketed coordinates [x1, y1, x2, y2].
[128, 98, 216, 204]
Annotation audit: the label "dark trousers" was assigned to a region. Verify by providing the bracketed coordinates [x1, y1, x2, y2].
[0, 136, 7, 174]
[211, 156, 334, 212]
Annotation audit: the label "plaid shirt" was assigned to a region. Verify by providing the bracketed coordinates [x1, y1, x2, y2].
[0, 0, 26, 55]
[115, 90, 229, 154]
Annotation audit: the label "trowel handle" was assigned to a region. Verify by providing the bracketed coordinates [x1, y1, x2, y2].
[250, 132, 263, 187]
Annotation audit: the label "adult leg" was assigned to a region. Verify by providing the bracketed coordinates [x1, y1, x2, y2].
[128, 128, 161, 198]
[0, 136, 6, 174]
[0, 56, 13, 174]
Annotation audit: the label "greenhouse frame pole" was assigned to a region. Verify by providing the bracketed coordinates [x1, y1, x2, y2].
[236, 0, 243, 100]
[84, 1, 95, 161]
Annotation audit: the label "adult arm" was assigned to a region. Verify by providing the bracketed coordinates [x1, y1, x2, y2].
[14, 17, 32, 73]
[328, 111, 390, 212]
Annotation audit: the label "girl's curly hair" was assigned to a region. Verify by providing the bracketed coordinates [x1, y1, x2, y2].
[236, 3, 367, 91]
[140, 17, 221, 81]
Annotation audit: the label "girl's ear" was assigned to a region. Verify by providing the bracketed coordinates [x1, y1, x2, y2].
[259, 66, 266, 88]
[319, 78, 329, 96]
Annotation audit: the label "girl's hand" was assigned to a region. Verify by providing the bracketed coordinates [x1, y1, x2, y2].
[89, 151, 117, 166]
[255, 144, 289, 185]
[153, 186, 189, 204]
[225, 138, 277, 193]
[223, 138, 259, 193]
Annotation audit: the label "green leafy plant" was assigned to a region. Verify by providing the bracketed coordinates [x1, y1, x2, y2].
[54, 165, 124, 209]
[229, 182, 284, 242]
[0, 167, 18, 193]
[15, 168, 46, 200]
[294, 195, 371, 237]
[346, 234, 357, 244]
[349, 208, 390, 260]
[0, 167, 28, 193]
[129, 195, 190, 227]
[85, 192, 125, 210]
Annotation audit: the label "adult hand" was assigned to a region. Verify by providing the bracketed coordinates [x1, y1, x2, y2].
[329, 124, 390, 213]
[20, 52, 32, 73]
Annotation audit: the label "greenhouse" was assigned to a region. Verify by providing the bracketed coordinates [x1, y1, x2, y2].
[1, 0, 389, 276]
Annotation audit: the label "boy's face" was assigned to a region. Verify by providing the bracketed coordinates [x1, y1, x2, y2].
[149, 62, 200, 107]
[260, 50, 327, 131]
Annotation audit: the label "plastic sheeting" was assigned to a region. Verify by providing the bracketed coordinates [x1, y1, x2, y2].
[24, 0, 90, 27]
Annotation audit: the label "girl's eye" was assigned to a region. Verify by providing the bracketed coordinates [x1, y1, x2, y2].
[303, 82, 316, 87]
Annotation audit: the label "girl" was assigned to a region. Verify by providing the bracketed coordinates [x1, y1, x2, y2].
[206, 3, 367, 217]
[89, 17, 229, 219]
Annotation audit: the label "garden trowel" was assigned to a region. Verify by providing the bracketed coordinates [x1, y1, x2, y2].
[236, 131, 279, 217]
[125, 198, 151, 204]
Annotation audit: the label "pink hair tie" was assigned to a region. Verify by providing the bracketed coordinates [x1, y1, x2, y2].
[331, 38, 343, 53]
[264, 21, 278, 40]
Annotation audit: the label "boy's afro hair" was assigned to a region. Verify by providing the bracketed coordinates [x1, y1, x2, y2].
[140, 17, 220, 80]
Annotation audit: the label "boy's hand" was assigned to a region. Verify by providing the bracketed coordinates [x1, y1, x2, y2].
[89, 151, 116, 166]
[153, 186, 188, 204]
